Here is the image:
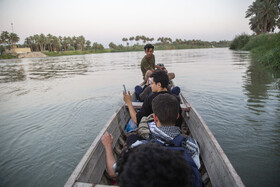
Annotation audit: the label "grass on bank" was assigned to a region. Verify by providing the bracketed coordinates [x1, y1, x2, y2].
[1, 42, 230, 59]
[0, 54, 17, 60]
[230, 32, 280, 70]
[43, 44, 228, 57]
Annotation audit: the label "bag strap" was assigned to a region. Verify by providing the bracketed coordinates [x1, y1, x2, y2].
[172, 134, 186, 147]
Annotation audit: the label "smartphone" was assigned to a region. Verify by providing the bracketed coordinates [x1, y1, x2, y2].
[123, 84, 127, 94]
[148, 77, 152, 84]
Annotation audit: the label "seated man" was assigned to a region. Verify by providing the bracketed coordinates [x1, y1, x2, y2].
[141, 44, 175, 81]
[130, 94, 200, 169]
[101, 139, 195, 186]
[123, 70, 182, 127]
[117, 143, 194, 187]
[135, 80, 180, 102]
[102, 93, 202, 187]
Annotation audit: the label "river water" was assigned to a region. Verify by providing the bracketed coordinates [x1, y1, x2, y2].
[0, 48, 279, 187]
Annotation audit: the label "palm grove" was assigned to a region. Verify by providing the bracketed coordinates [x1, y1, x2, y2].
[1, 32, 230, 55]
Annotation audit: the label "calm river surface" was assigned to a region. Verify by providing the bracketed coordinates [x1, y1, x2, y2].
[0, 48, 279, 187]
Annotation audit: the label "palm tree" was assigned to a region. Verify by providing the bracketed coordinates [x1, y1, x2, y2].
[0, 31, 10, 50]
[24, 37, 32, 50]
[47, 34, 53, 51]
[109, 42, 117, 49]
[122, 37, 128, 46]
[52, 36, 60, 51]
[135, 35, 140, 45]
[9, 33, 20, 48]
[246, 0, 279, 34]
[33, 34, 40, 51]
[140, 35, 147, 44]
[39, 33, 46, 51]
[92, 42, 104, 52]
[76, 35, 85, 50]
[67, 36, 72, 50]
[129, 36, 134, 46]
[72, 36, 77, 50]
[86, 40, 91, 50]
[58, 36, 63, 51]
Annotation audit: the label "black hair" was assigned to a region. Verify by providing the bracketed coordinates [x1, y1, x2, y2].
[144, 44, 154, 51]
[152, 94, 179, 126]
[150, 69, 169, 88]
[116, 143, 192, 187]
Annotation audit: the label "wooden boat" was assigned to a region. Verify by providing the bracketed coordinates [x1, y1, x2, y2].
[65, 81, 245, 187]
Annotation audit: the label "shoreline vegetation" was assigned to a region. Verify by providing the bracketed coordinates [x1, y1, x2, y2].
[230, 32, 280, 70]
[42, 43, 229, 57]
[230, 0, 280, 70]
[0, 33, 231, 59]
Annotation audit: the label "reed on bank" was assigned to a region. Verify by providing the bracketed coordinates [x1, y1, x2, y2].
[230, 33, 280, 70]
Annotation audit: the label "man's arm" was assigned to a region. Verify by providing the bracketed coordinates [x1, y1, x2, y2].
[123, 91, 138, 124]
[101, 132, 117, 178]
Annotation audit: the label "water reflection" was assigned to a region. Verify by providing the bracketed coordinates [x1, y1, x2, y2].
[29, 61, 88, 80]
[0, 60, 26, 83]
[231, 51, 251, 68]
[243, 60, 274, 114]
[0, 53, 141, 83]
[242, 57, 280, 186]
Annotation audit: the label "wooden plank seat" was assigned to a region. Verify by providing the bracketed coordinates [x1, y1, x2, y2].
[127, 102, 191, 112]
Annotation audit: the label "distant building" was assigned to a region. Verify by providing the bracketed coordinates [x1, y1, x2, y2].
[5, 45, 31, 54]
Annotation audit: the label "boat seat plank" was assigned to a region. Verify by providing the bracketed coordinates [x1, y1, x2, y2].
[129, 102, 191, 111]
[74, 182, 93, 187]
[73, 183, 119, 187]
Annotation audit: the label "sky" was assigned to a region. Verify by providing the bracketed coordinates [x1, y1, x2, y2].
[0, 0, 255, 46]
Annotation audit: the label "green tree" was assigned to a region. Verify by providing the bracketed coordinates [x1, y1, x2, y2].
[46, 34, 53, 51]
[72, 36, 77, 50]
[52, 36, 60, 51]
[109, 42, 117, 49]
[76, 35, 85, 50]
[58, 36, 63, 51]
[1, 31, 10, 50]
[33, 34, 40, 51]
[9, 33, 20, 46]
[24, 37, 32, 51]
[135, 35, 140, 44]
[86, 40, 91, 50]
[62, 37, 68, 51]
[92, 42, 104, 52]
[246, 0, 280, 34]
[122, 37, 128, 46]
[129, 36, 134, 45]
[39, 33, 46, 51]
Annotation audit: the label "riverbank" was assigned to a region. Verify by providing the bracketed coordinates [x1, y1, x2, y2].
[43, 44, 228, 57]
[0, 52, 47, 59]
[1, 43, 230, 59]
[230, 32, 280, 70]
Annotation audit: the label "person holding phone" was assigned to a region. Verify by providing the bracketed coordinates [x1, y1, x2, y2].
[123, 70, 183, 128]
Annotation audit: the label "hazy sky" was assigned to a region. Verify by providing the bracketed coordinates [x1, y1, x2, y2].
[0, 0, 254, 45]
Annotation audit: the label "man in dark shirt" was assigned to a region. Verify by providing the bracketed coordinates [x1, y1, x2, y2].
[123, 70, 182, 127]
